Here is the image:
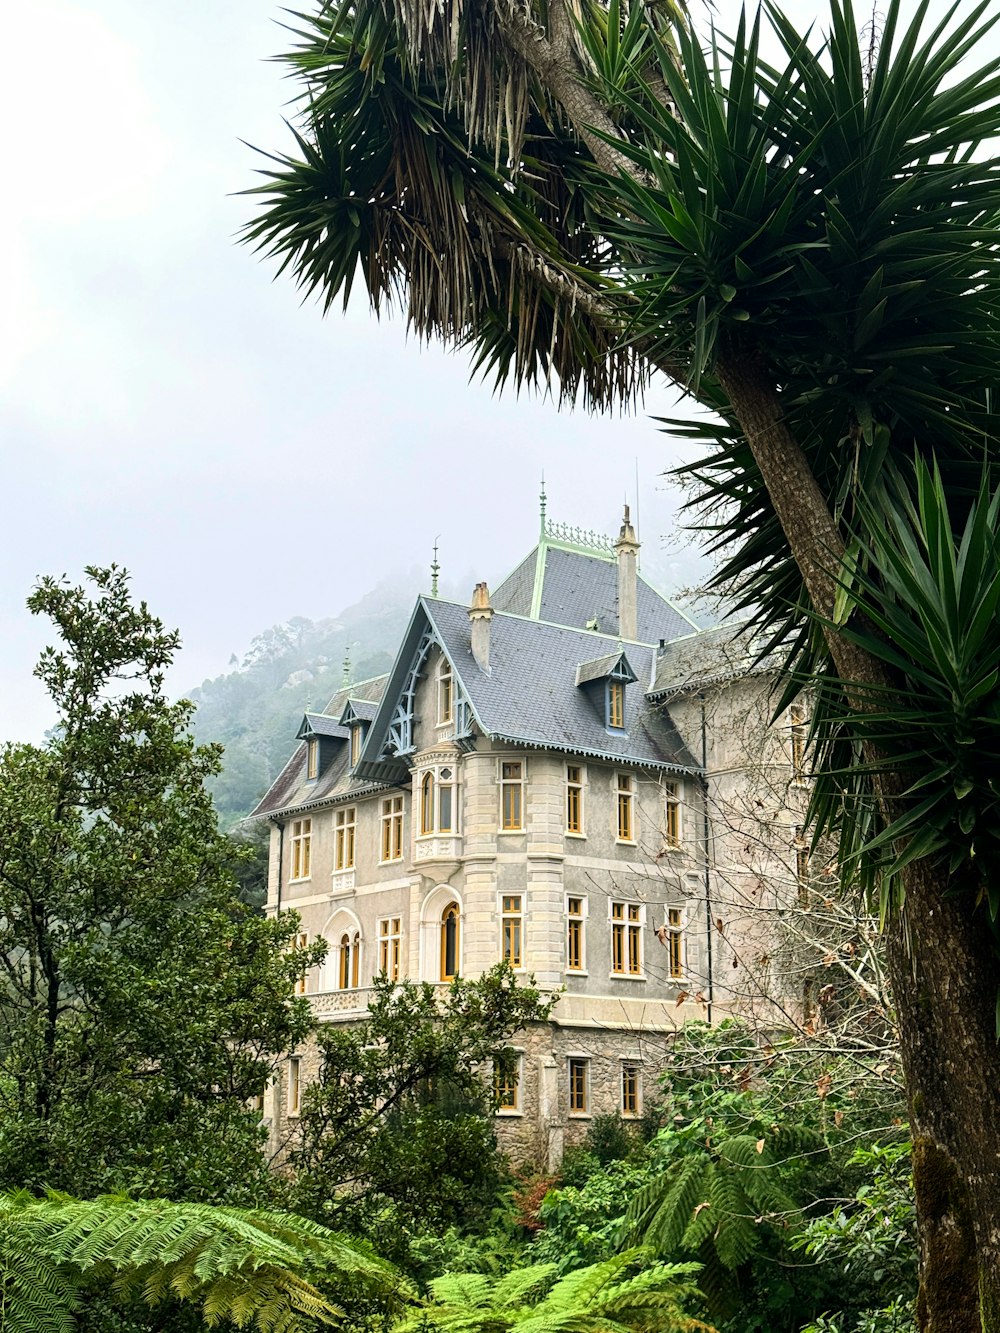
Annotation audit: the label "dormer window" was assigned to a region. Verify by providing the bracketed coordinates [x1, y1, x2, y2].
[306, 738, 319, 781]
[607, 680, 625, 730]
[351, 724, 362, 768]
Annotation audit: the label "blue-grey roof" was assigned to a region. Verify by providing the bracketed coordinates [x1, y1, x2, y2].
[338, 697, 379, 726]
[422, 599, 698, 771]
[575, 651, 637, 687]
[493, 541, 694, 643]
[298, 712, 348, 740]
[649, 624, 761, 698]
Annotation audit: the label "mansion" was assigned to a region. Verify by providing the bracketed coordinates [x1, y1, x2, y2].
[252, 508, 810, 1163]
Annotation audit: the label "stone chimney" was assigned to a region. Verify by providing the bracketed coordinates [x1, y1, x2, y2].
[615, 505, 639, 642]
[469, 581, 494, 674]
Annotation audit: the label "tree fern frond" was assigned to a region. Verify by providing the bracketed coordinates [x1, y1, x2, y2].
[493, 1263, 560, 1309]
[624, 1159, 708, 1255]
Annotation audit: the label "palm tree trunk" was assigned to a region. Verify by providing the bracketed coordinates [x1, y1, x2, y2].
[714, 351, 1000, 1332]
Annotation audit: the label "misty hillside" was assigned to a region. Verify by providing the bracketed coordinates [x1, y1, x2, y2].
[188, 572, 435, 825]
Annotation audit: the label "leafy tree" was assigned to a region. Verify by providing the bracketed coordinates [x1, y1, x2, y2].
[0, 1190, 399, 1333]
[0, 567, 325, 1201]
[394, 1251, 716, 1333]
[244, 1, 1000, 1321]
[289, 966, 552, 1257]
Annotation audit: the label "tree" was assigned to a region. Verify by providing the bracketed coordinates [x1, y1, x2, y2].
[0, 1191, 398, 1333]
[243, 1, 1000, 1323]
[288, 965, 552, 1257]
[0, 567, 326, 1201]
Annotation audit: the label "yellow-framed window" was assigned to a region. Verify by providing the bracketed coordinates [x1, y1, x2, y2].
[667, 908, 684, 978]
[441, 902, 460, 981]
[378, 916, 402, 980]
[334, 806, 356, 871]
[494, 1055, 520, 1111]
[307, 738, 319, 780]
[616, 774, 634, 841]
[501, 761, 523, 830]
[381, 795, 404, 861]
[612, 901, 642, 975]
[608, 680, 625, 729]
[621, 1062, 640, 1116]
[350, 725, 362, 768]
[566, 764, 584, 834]
[568, 1058, 589, 1114]
[287, 1057, 301, 1115]
[502, 894, 523, 967]
[438, 664, 453, 725]
[290, 819, 312, 880]
[292, 930, 309, 996]
[663, 781, 680, 846]
[438, 767, 454, 832]
[567, 896, 585, 971]
[420, 772, 434, 835]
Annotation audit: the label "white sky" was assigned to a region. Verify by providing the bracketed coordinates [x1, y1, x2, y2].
[0, 0, 989, 741]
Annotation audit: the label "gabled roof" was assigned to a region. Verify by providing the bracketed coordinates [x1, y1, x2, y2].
[648, 623, 763, 698]
[492, 533, 696, 643]
[297, 712, 347, 741]
[251, 675, 392, 821]
[355, 597, 699, 776]
[338, 697, 379, 727]
[575, 650, 638, 687]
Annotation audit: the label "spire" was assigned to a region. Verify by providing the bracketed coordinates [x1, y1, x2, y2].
[341, 647, 351, 688]
[539, 474, 547, 534]
[430, 537, 440, 598]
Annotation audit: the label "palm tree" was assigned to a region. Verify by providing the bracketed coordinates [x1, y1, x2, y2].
[394, 1251, 716, 1333]
[242, 1, 1000, 1326]
[0, 1191, 402, 1332]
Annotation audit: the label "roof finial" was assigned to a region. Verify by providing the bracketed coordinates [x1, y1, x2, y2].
[341, 647, 351, 688]
[539, 474, 547, 534]
[431, 537, 440, 598]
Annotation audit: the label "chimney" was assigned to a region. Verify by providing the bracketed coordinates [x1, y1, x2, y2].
[469, 581, 493, 674]
[615, 505, 639, 641]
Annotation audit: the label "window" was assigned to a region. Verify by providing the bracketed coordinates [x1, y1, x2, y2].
[667, 908, 684, 979]
[794, 827, 810, 906]
[292, 930, 309, 996]
[502, 894, 523, 967]
[419, 768, 456, 835]
[790, 705, 808, 784]
[621, 1062, 641, 1116]
[334, 807, 356, 871]
[663, 781, 681, 847]
[567, 896, 586, 972]
[420, 772, 434, 835]
[438, 768, 454, 833]
[566, 764, 584, 834]
[378, 917, 402, 980]
[608, 680, 625, 729]
[501, 761, 523, 830]
[287, 1057, 301, 1116]
[441, 902, 460, 980]
[350, 724, 362, 768]
[568, 1058, 589, 1115]
[616, 774, 634, 842]
[438, 662, 454, 725]
[290, 819, 312, 880]
[306, 739, 319, 781]
[612, 901, 642, 976]
[338, 931, 360, 989]
[381, 796, 404, 862]
[494, 1055, 521, 1113]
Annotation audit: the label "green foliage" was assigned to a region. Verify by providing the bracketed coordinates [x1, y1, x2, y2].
[394, 1250, 715, 1333]
[290, 966, 553, 1257]
[0, 1191, 400, 1333]
[0, 567, 324, 1202]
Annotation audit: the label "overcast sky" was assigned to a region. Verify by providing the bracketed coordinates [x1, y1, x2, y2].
[1, 0, 988, 741]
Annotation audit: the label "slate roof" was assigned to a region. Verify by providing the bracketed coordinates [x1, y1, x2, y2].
[648, 624, 760, 698]
[339, 698, 379, 724]
[421, 598, 698, 771]
[575, 651, 636, 687]
[493, 541, 695, 643]
[250, 675, 391, 820]
[299, 712, 348, 740]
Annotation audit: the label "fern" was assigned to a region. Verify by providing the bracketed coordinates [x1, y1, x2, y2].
[624, 1158, 708, 1254]
[0, 1192, 400, 1332]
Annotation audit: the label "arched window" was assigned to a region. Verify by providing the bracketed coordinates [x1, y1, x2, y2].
[441, 902, 460, 981]
[420, 771, 435, 835]
[338, 933, 352, 990]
